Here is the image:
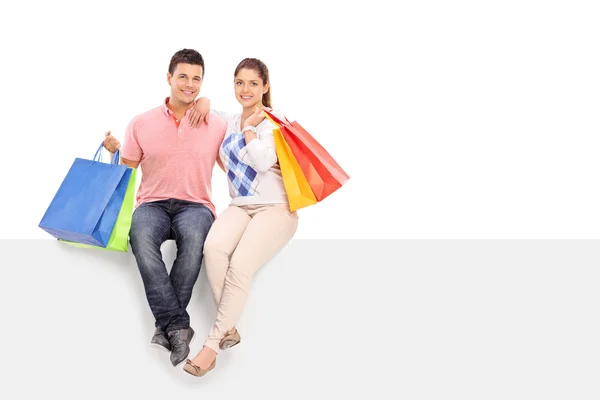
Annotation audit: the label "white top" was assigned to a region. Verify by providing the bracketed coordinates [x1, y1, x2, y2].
[214, 109, 289, 207]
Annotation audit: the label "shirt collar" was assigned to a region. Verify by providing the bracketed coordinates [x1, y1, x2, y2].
[160, 97, 173, 118]
[161, 97, 196, 119]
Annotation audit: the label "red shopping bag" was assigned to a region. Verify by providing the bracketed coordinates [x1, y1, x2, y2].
[264, 110, 350, 202]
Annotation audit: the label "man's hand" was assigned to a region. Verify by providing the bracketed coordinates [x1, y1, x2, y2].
[189, 97, 210, 128]
[103, 131, 121, 153]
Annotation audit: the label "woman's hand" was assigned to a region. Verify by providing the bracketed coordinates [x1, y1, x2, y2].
[243, 106, 269, 128]
[189, 97, 210, 128]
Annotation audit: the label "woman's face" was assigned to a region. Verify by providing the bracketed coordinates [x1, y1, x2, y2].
[234, 68, 268, 108]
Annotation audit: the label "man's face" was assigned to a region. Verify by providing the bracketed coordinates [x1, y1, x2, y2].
[167, 63, 203, 105]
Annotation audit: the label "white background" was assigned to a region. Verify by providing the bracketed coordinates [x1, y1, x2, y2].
[1, 1, 600, 398]
[1, 0, 599, 239]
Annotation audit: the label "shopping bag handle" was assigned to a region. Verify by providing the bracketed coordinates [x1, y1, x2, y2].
[263, 109, 289, 127]
[93, 142, 120, 165]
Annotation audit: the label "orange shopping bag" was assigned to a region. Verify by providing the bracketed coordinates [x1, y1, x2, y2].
[265, 110, 349, 202]
[272, 127, 317, 211]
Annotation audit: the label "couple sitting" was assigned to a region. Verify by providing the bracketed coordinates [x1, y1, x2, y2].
[102, 48, 297, 377]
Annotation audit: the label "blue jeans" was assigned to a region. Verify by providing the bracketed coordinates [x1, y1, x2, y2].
[129, 199, 214, 332]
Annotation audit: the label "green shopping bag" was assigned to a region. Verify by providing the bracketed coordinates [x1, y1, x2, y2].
[59, 167, 137, 252]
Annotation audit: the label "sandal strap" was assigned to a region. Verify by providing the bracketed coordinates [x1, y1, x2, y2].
[185, 359, 202, 373]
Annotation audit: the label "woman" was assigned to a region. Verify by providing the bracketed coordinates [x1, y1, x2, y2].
[183, 58, 298, 377]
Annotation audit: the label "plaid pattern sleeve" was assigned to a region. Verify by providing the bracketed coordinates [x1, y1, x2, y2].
[220, 133, 260, 196]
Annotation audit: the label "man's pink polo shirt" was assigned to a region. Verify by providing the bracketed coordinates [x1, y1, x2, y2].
[121, 98, 227, 217]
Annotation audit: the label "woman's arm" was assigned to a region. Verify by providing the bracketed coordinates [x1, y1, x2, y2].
[238, 107, 278, 172]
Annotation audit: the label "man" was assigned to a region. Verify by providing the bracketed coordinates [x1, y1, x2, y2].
[103, 49, 227, 367]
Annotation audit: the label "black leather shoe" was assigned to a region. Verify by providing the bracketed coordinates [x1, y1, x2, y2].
[168, 327, 195, 367]
[150, 327, 171, 352]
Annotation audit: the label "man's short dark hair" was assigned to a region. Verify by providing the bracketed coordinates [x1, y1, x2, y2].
[168, 49, 205, 77]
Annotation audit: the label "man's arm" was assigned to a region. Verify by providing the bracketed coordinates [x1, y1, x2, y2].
[103, 130, 140, 168]
[216, 156, 225, 172]
[111, 153, 140, 169]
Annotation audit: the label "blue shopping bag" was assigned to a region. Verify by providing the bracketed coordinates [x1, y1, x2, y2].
[39, 142, 131, 247]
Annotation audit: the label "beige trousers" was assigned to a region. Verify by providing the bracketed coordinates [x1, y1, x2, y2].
[203, 203, 298, 352]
